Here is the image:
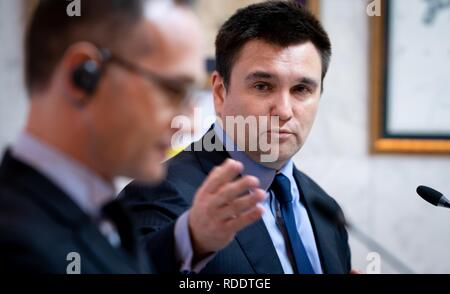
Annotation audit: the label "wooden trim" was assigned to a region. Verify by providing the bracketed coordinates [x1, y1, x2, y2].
[369, 0, 385, 154]
[374, 139, 450, 155]
[22, 0, 38, 24]
[307, 0, 320, 18]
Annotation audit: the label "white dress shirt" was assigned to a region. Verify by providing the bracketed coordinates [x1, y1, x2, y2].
[214, 123, 323, 274]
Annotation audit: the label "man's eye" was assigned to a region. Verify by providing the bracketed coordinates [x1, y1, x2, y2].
[254, 83, 271, 91]
[293, 85, 311, 94]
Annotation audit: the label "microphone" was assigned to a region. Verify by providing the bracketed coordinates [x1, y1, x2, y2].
[312, 198, 415, 274]
[416, 185, 450, 208]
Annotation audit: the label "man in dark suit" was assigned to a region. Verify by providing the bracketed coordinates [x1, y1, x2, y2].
[121, 1, 352, 274]
[0, 0, 265, 274]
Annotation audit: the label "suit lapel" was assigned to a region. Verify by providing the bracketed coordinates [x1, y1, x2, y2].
[194, 128, 230, 173]
[76, 222, 139, 273]
[293, 168, 345, 274]
[235, 220, 284, 274]
[194, 129, 284, 274]
[0, 151, 142, 273]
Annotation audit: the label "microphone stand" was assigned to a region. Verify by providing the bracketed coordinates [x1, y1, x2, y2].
[346, 221, 416, 274]
[313, 199, 416, 274]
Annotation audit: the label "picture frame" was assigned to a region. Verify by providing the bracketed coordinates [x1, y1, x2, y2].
[370, 0, 450, 154]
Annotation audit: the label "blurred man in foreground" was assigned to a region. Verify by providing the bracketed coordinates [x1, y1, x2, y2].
[0, 0, 265, 273]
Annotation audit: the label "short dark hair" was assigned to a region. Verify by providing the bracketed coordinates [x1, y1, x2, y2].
[25, 0, 145, 93]
[215, 0, 332, 91]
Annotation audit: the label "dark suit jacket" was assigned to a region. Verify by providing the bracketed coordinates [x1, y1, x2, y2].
[0, 151, 155, 274]
[120, 130, 352, 274]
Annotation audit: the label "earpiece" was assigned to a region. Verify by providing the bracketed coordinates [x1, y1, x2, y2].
[72, 59, 102, 95]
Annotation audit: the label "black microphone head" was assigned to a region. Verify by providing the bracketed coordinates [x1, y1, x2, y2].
[416, 185, 443, 206]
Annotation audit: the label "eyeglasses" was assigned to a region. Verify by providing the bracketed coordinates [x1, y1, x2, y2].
[99, 48, 198, 108]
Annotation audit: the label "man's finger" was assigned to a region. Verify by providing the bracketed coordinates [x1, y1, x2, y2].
[224, 205, 264, 232]
[213, 176, 260, 207]
[200, 159, 243, 195]
[218, 189, 266, 220]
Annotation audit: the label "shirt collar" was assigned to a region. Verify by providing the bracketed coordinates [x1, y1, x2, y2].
[213, 122, 294, 191]
[11, 132, 115, 218]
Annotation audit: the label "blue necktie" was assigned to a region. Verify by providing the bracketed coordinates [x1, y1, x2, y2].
[271, 173, 315, 274]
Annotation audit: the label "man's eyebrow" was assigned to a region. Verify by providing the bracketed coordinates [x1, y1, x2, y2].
[170, 75, 195, 86]
[244, 71, 276, 82]
[245, 71, 320, 88]
[296, 77, 319, 89]
[178, 75, 195, 84]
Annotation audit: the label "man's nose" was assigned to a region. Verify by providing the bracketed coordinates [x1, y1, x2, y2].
[271, 91, 293, 121]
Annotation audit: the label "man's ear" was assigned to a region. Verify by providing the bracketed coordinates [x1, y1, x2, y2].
[212, 71, 226, 117]
[59, 42, 104, 108]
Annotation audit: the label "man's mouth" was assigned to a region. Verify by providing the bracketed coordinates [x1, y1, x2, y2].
[263, 129, 296, 142]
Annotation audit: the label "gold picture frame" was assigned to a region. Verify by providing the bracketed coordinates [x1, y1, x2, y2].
[370, 0, 450, 154]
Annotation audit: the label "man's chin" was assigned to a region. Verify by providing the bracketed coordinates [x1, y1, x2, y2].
[251, 146, 300, 169]
[133, 163, 167, 183]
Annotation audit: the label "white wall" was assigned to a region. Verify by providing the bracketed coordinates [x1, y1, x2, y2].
[296, 0, 450, 273]
[1, 0, 449, 274]
[0, 0, 27, 151]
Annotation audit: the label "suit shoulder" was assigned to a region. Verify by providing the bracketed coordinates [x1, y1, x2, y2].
[166, 148, 202, 176]
[119, 148, 204, 212]
[0, 184, 68, 264]
[295, 169, 343, 211]
[0, 183, 57, 234]
[167, 147, 198, 165]
[118, 157, 193, 217]
[165, 149, 207, 201]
